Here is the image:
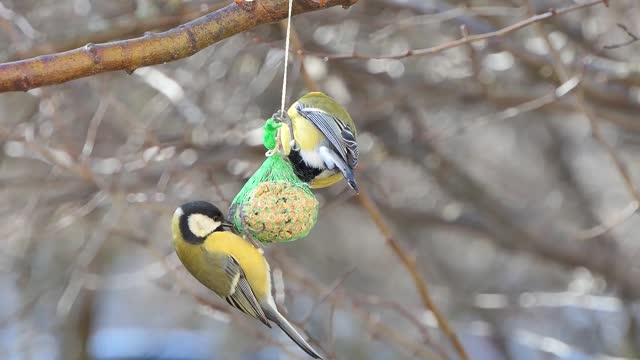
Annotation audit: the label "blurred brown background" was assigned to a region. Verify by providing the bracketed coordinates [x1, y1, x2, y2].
[1, 0, 640, 359]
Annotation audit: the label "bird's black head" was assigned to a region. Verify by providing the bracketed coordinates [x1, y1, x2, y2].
[176, 201, 233, 244]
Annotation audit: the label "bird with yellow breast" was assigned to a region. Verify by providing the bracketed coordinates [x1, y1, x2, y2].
[172, 201, 322, 359]
[281, 92, 359, 193]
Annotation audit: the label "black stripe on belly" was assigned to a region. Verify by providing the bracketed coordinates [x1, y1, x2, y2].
[288, 150, 322, 183]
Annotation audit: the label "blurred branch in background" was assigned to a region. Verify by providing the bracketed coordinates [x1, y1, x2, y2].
[7, 2, 231, 61]
[358, 190, 470, 360]
[285, 20, 469, 359]
[603, 24, 640, 50]
[1, 0, 640, 359]
[299, 0, 607, 61]
[0, 0, 358, 92]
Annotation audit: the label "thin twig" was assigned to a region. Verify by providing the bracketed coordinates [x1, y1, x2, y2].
[353, 295, 448, 360]
[299, 266, 356, 323]
[290, 0, 605, 61]
[575, 201, 640, 240]
[603, 23, 640, 50]
[429, 76, 581, 142]
[527, 1, 640, 214]
[358, 190, 470, 360]
[274, 252, 438, 359]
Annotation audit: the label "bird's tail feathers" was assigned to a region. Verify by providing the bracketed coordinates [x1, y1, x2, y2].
[264, 306, 323, 359]
[333, 157, 358, 193]
[319, 147, 358, 193]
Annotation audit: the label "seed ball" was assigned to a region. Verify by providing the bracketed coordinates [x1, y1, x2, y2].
[233, 181, 319, 243]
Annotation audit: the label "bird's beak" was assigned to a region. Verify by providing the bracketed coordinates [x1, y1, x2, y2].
[222, 220, 235, 230]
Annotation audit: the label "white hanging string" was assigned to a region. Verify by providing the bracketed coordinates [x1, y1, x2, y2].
[265, 0, 295, 157]
[280, 0, 294, 114]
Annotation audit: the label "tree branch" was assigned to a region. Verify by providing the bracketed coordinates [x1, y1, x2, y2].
[604, 23, 640, 50]
[358, 191, 471, 360]
[0, 0, 357, 93]
[8, 1, 230, 61]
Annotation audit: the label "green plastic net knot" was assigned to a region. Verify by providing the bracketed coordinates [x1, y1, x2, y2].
[263, 117, 282, 151]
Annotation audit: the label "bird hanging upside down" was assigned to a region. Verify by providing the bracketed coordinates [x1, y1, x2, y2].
[281, 92, 359, 193]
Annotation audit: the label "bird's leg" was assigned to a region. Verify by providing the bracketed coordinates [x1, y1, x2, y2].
[290, 139, 299, 151]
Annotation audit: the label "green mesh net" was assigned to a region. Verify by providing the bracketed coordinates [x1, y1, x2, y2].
[229, 117, 319, 243]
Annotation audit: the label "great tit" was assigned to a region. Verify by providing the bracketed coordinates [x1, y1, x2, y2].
[281, 92, 359, 193]
[171, 201, 322, 359]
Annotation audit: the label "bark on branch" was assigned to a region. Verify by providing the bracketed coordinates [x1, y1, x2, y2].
[0, 0, 357, 93]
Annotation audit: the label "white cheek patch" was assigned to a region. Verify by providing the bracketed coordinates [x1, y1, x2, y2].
[188, 214, 221, 238]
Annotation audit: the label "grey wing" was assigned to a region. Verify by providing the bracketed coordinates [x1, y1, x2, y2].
[203, 249, 270, 327]
[296, 103, 358, 168]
